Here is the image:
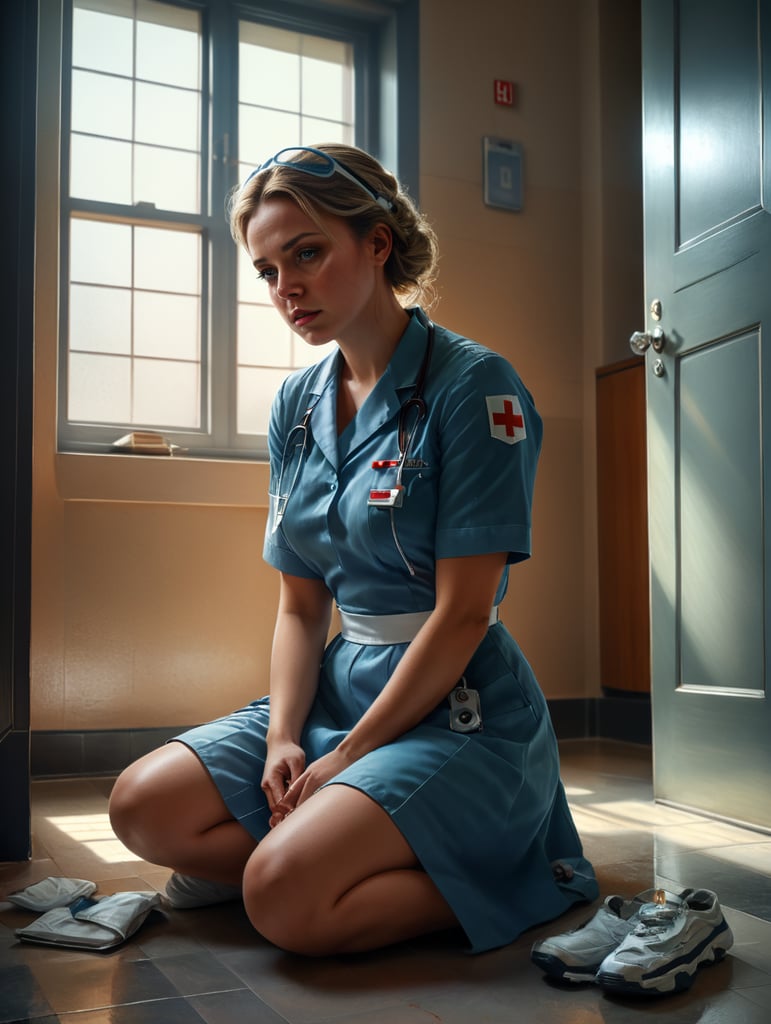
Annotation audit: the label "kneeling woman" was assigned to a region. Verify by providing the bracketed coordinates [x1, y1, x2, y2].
[109, 143, 597, 956]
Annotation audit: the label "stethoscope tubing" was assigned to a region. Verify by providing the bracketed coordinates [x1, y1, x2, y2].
[273, 313, 435, 539]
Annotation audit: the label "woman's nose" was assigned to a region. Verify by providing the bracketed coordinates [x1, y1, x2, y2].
[276, 269, 301, 299]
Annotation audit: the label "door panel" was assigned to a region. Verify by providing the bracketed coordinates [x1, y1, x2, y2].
[643, 0, 771, 828]
[679, 331, 763, 693]
[678, 0, 761, 244]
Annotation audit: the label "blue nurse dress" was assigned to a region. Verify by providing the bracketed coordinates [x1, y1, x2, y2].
[177, 308, 597, 953]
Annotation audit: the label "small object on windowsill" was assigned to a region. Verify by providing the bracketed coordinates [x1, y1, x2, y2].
[112, 431, 186, 456]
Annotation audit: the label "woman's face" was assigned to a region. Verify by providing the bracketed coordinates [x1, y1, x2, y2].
[245, 195, 390, 348]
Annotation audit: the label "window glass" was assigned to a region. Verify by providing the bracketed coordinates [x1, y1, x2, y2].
[236, 17, 352, 438]
[72, 1, 133, 77]
[135, 83, 199, 150]
[135, 0, 200, 89]
[69, 0, 202, 215]
[68, 216, 202, 429]
[133, 226, 199, 294]
[134, 292, 199, 360]
[238, 304, 294, 368]
[69, 352, 132, 423]
[133, 358, 200, 427]
[237, 366, 290, 436]
[71, 69, 133, 138]
[134, 147, 199, 212]
[70, 136, 133, 204]
[71, 218, 132, 286]
[58, 0, 406, 456]
[69, 284, 132, 355]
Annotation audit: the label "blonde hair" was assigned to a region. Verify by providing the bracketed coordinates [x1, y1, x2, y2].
[228, 144, 438, 308]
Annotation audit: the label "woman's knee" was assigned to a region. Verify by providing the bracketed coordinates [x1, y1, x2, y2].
[242, 844, 330, 956]
[108, 744, 206, 861]
[108, 759, 166, 855]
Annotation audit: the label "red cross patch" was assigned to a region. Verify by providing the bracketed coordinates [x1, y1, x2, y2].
[486, 395, 526, 445]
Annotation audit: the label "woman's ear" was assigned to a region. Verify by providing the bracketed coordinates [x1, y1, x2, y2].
[368, 222, 393, 267]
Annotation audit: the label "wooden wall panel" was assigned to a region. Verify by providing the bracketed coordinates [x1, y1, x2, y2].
[596, 359, 650, 692]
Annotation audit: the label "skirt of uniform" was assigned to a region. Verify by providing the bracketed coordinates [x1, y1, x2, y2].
[174, 622, 598, 953]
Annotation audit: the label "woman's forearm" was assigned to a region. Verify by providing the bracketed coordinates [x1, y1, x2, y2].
[336, 608, 487, 762]
[337, 553, 507, 764]
[267, 622, 323, 742]
[267, 576, 332, 743]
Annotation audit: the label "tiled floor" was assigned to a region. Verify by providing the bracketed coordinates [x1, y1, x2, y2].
[2, 740, 771, 1023]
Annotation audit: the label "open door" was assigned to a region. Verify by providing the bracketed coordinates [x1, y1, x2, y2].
[639, 0, 771, 828]
[0, 0, 36, 861]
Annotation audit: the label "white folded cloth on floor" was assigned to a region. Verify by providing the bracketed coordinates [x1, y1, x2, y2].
[8, 876, 97, 911]
[15, 891, 162, 950]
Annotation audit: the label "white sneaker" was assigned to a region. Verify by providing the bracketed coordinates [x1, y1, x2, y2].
[531, 893, 647, 982]
[596, 888, 733, 996]
[163, 873, 241, 909]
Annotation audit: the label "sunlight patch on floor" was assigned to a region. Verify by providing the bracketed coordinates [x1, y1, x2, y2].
[45, 814, 143, 864]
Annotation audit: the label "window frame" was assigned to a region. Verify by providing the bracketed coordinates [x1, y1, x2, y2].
[56, 0, 419, 461]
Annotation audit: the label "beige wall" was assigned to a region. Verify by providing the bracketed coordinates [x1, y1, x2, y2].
[30, 0, 642, 731]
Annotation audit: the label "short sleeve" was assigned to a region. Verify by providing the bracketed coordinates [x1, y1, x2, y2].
[434, 352, 542, 564]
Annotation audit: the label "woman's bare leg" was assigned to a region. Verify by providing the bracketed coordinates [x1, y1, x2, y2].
[109, 741, 256, 884]
[242, 784, 458, 955]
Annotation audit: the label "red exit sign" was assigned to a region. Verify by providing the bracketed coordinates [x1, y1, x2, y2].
[494, 79, 516, 107]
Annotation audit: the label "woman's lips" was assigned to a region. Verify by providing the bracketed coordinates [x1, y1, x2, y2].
[293, 310, 320, 328]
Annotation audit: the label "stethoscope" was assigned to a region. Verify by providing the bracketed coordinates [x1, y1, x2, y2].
[366, 320, 434, 510]
[272, 315, 435, 550]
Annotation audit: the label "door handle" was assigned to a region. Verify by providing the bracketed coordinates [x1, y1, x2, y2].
[629, 327, 666, 355]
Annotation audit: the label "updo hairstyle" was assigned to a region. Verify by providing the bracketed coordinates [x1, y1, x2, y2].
[228, 143, 438, 308]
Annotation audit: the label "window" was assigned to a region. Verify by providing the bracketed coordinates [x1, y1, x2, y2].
[58, 0, 418, 459]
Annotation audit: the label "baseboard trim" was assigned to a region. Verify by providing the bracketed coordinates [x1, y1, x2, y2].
[30, 726, 190, 779]
[30, 694, 652, 778]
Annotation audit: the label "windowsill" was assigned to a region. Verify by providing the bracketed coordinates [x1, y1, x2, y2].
[55, 451, 270, 507]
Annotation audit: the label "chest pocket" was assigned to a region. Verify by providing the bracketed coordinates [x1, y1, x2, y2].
[366, 462, 438, 575]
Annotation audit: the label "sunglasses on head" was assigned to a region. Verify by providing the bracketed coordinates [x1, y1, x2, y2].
[243, 146, 395, 212]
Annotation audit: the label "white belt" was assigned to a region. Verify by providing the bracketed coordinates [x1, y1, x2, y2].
[338, 606, 500, 646]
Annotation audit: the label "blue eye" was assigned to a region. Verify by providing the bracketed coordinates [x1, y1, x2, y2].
[256, 267, 276, 281]
[297, 247, 318, 262]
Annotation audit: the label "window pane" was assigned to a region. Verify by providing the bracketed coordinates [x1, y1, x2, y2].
[238, 304, 292, 367]
[239, 23, 301, 107]
[134, 146, 199, 213]
[136, 0, 200, 89]
[237, 366, 289, 435]
[301, 38, 353, 123]
[239, 107, 300, 168]
[235, 17, 356, 437]
[71, 69, 132, 139]
[72, 0, 202, 216]
[70, 135, 132, 204]
[71, 218, 132, 287]
[69, 351, 131, 423]
[301, 118, 350, 146]
[134, 292, 199, 360]
[240, 44, 300, 109]
[68, 221, 202, 428]
[62, 4, 368, 448]
[135, 82, 199, 149]
[70, 284, 131, 354]
[294, 338, 336, 367]
[134, 227, 200, 294]
[73, 2, 133, 77]
[134, 358, 200, 427]
[238, 244, 259, 296]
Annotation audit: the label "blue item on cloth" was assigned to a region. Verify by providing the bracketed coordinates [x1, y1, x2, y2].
[175, 311, 598, 952]
[15, 891, 163, 950]
[8, 876, 97, 912]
